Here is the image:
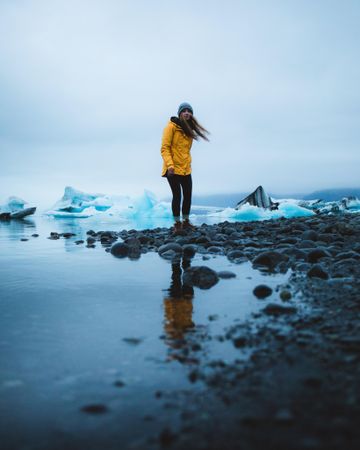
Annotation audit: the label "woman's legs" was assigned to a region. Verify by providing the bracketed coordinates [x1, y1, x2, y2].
[167, 174, 192, 222]
[167, 175, 181, 221]
[179, 175, 192, 219]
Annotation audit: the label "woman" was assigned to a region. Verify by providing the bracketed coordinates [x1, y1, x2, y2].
[161, 102, 209, 232]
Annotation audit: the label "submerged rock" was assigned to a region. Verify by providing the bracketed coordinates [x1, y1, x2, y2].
[183, 266, 219, 289]
[263, 303, 297, 316]
[158, 243, 182, 256]
[110, 242, 129, 258]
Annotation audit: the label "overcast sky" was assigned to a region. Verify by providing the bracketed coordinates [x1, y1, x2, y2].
[1, 0, 359, 206]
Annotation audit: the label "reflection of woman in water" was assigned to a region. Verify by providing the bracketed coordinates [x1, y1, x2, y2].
[163, 258, 194, 342]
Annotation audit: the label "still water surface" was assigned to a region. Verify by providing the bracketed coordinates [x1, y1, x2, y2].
[0, 216, 290, 448]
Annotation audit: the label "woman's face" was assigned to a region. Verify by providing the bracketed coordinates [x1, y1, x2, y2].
[180, 109, 192, 121]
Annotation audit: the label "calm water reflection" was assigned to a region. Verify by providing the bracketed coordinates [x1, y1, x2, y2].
[0, 216, 292, 449]
[163, 258, 195, 343]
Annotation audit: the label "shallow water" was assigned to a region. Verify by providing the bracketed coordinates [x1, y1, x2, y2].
[0, 215, 290, 448]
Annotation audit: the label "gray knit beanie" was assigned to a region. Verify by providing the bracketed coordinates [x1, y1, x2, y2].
[178, 102, 193, 116]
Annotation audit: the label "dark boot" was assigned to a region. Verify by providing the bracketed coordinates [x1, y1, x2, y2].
[172, 221, 183, 235]
[182, 219, 197, 231]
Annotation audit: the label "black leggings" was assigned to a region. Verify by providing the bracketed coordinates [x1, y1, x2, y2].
[167, 174, 192, 218]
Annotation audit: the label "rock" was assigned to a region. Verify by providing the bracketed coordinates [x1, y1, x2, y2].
[158, 243, 182, 256]
[182, 244, 197, 258]
[128, 247, 141, 259]
[301, 230, 318, 241]
[307, 264, 329, 279]
[125, 237, 141, 248]
[160, 249, 178, 260]
[81, 404, 109, 414]
[62, 232, 75, 239]
[48, 232, 60, 240]
[207, 245, 223, 254]
[283, 248, 307, 261]
[280, 290, 292, 301]
[227, 249, 246, 262]
[263, 303, 297, 316]
[217, 271, 236, 279]
[253, 284, 273, 299]
[110, 242, 129, 258]
[336, 251, 360, 260]
[183, 266, 219, 289]
[307, 248, 332, 263]
[252, 251, 286, 270]
[298, 240, 317, 249]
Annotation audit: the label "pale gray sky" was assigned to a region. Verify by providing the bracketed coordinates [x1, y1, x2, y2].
[1, 0, 359, 206]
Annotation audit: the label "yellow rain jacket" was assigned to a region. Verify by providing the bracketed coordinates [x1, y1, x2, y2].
[161, 118, 193, 176]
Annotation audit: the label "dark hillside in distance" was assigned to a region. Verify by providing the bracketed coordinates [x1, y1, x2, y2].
[301, 188, 360, 201]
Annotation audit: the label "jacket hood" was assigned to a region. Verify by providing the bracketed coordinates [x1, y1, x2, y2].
[170, 116, 182, 127]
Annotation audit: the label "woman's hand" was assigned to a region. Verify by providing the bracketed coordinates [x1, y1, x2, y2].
[167, 167, 175, 176]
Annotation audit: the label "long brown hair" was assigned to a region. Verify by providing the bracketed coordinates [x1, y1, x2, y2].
[180, 116, 210, 141]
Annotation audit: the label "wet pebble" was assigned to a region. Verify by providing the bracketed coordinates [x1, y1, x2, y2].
[253, 284, 273, 299]
[263, 303, 297, 316]
[307, 264, 329, 279]
[280, 290, 292, 301]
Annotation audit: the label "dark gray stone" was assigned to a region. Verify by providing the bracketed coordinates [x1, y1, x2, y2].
[252, 251, 286, 269]
[182, 244, 197, 258]
[307, 264, 329, 279]
[253, 284, 273, 299]
[227, 249, 246, 262]
[207, 246, 223, 254]
[301, 230, 318, 241]
[263, 303, 297, 316]
[183, 266, 219, 289]
[110, 242, 129, 258]
[307, 248, 332, 263]
[158, 243, 183, 256]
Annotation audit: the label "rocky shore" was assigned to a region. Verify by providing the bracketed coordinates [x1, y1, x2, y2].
[47, 213, 360, 450]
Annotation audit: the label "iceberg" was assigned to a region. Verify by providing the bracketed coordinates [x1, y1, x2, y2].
[42, 185, 360, 224]
[209, 199, 314, 222]
[298, 196, 360, 214]
[235, 186, 279, 210]
[0, 196, 36, 220]
[49, 186, 113, 213]
[45, 186, 172, 219]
